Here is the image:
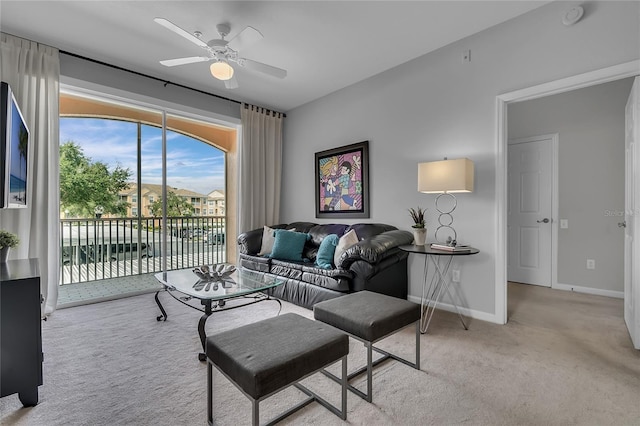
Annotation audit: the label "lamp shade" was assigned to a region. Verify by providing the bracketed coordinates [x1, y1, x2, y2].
[418, 158, 474, 193]
[210, 61, 234, 81]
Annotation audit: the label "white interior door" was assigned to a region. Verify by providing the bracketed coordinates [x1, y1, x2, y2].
[624, 77, 640, 349]
[508, 135, 556, 287]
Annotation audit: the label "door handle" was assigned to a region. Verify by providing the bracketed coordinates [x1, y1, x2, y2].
[537, 218, 550, 224]
[618, 221, 627, 228]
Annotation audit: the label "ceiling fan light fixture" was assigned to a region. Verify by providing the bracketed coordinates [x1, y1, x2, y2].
[210, 60, 234, 81]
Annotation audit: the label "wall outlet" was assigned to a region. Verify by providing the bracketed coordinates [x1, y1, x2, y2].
[560, 219, 568, 229]
[587, 259, 595, 270]
[451, 269, 461, 282]
[462, 49, 471, 63]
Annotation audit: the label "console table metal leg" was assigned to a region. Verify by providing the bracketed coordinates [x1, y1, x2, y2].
[420, 256, 439, 333]
[420, 255, 469, 333]
[438, 275, 468, 330]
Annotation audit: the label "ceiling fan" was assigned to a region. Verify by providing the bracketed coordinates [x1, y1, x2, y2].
[154, 17, 287, 89]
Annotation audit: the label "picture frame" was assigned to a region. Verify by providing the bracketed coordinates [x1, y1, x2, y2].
[315, 140, 369, 218]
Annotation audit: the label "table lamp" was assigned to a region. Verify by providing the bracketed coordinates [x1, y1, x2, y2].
[418, 157, 474, 244]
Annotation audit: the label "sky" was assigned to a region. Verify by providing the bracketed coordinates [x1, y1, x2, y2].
[60, 117, 225, 196]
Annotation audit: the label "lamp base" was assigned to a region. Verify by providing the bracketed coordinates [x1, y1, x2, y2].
[435, 193, 457, 244]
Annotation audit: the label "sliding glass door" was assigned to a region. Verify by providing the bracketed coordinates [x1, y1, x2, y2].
[59, 91, 233, 288]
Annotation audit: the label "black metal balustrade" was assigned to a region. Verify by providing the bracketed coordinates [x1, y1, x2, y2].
[59, 216, 227, 284]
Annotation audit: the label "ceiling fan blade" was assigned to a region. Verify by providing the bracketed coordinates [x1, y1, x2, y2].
[224, 75, 239, 89]
[240, 58, 287, 79]
[159, 56, 211, 67]
[154, 17, 208, 48]
[227, 26, 263, 51]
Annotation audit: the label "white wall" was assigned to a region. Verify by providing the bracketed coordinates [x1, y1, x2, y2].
[281, 1, 640, 321]
[508, 78, 634, 296]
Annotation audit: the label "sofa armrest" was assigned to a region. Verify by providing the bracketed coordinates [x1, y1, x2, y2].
[337, 229, 413, 267]
[237, 228, 264, 255]
[238, 224, 291, 254]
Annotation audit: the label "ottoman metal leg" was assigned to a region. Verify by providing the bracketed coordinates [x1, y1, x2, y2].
[208, 356, 348, 426]
[207, 361, 213, 426]
[252, 400, 259, 426]
[322, 319, 420, 403]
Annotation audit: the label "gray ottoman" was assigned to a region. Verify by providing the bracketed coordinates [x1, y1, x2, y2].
[314, 291, 420, 402]
[205, 313, 349, 426]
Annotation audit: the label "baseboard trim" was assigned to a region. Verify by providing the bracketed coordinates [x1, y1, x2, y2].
[553, 283, 624, 299]
[407, 295, 501, 325]
[57, 287, 159, 309]
[407, 283, 623, 327]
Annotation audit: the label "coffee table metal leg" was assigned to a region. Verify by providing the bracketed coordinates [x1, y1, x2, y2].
[155, 290, 168, 322]
[198, 299, 213, 362]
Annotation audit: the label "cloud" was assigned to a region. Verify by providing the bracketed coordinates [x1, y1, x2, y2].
[61, 117, 226, 195]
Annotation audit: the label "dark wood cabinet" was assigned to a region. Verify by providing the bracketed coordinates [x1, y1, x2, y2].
[0, 258, 43, 406]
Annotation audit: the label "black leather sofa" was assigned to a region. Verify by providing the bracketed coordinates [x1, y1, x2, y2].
[237, 222, 413, 309]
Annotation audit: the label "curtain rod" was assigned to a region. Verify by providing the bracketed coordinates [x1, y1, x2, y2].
[60, 50, 286, 117]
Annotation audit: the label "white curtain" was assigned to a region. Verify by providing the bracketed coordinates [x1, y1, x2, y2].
[238, 104, 283, 233]
[0, 33, 60, 316]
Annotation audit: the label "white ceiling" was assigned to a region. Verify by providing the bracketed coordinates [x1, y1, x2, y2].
[0, 1, 550, 112]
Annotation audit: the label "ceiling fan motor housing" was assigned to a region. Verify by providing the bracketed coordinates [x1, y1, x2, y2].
[216, 23, 231, 38]
[207, 39, 228, 50]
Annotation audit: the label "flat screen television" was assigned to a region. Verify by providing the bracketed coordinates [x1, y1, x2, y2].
[0, 81, 29, 208]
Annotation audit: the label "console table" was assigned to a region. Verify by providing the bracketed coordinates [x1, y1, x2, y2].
[400, 244, 479, 334]
[0, 258, 43, 406]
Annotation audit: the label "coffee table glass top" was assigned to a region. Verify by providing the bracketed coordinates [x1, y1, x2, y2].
[154, 265, 283, 301]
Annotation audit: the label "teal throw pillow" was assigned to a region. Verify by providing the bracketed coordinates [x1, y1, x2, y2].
[269, 230, 310, 261]
[316, 234, 339, 269]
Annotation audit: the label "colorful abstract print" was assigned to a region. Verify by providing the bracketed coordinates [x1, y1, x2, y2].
[318, 149, 363, 212]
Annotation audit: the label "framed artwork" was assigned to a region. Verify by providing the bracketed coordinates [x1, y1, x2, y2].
[315, 140, 369, 218]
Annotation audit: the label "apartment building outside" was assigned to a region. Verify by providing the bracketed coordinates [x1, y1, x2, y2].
[207, 189, 225, 216]
[119, 183, 217, 217]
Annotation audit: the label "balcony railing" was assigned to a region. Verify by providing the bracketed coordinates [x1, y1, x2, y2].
[60, 216, 227, 285]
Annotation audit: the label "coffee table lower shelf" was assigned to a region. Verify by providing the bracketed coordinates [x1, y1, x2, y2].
[154, 289, 282, 361]
[154, 267, 284, 361]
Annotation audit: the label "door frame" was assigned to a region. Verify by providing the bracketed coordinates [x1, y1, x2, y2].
[507, 134, 559, 289]
[495, 60, 640, 324]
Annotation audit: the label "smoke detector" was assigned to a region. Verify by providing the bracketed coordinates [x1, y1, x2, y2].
[562, 6, 584, 26]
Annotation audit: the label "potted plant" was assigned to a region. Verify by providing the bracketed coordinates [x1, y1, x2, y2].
[0, 230, 19, 262]
[408, 207, 427, 245]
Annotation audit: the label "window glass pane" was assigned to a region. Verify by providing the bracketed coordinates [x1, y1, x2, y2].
[59, 118, 137, 219]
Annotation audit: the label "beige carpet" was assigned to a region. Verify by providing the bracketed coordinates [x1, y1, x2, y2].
[1, 283, 639, 425]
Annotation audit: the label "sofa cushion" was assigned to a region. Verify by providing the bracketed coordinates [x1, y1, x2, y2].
[334, 229, 359, 266]
[258, 225, 277, 256]
[302, 265, 352, 292]
[259, 226, 300, 256]
[345, 223, 396, 241]
[304, 224, 349, 262]
[271, 259, 305, 280]
[285, 222, 317, 233]
[316, 234, 339, 269]
[239, 253, 271, 273]
[269, 230, 310, 261]
[307, 224, 349, 246]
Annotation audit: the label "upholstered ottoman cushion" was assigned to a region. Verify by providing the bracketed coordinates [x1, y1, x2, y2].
[313, 290, 421, 403]
[206, 313, 348, 400]
[314, 290, 420, 342]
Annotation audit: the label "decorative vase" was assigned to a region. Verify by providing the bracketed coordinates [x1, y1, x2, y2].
[413, 228, 427, 246]
[0, 247, 10, 263]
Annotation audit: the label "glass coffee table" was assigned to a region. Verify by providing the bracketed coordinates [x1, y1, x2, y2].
[154, 265, 284, 361]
